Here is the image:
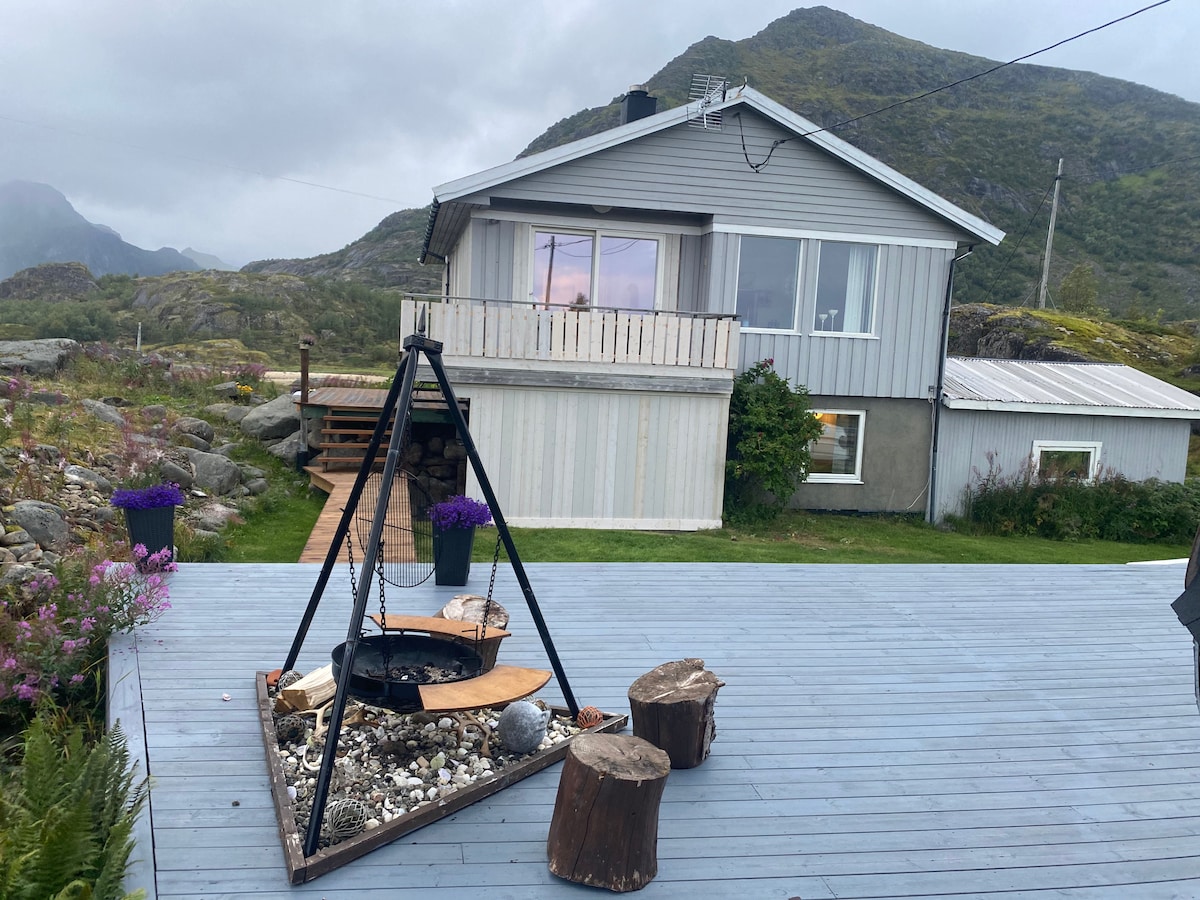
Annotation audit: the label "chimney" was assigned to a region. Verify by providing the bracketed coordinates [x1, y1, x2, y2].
[620, 85, 657, 125]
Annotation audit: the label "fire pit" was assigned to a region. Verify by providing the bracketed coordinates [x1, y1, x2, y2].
[331, 634, 484, 710]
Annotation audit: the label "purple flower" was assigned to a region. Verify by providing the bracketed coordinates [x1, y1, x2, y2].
[111, 482, 186, 509]
[15, 683, 36, 701]
[428, 495, 493, 530]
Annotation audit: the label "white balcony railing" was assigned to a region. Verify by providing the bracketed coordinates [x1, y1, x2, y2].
[398, 296, 739, 370]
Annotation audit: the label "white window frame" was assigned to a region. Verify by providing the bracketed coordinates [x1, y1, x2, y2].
[810, 241, 880, 337]
[808, 409, 866, 484]
[734, 234, 802, 333]
[1031, 440, 1102, 481]
[527, 224, 667, 312]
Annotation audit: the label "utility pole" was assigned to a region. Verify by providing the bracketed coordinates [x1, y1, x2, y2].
[1038, 158, 1064, 310]
[542, 235, 556, 309]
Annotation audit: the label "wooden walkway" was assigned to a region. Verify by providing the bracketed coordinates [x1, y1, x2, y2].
[298, 469, 355, 563]
[111, 562, 1200, 899]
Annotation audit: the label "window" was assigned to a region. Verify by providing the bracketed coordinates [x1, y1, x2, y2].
[809, 410, 864, 482]
[533, 229, 659, 310]
[1032, 440, 1101, 480]
[735, 236, 800, 330]
[814, 242, 877, 334]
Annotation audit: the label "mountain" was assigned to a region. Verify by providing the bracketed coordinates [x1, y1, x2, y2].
[241, 207, 440, 292]
[250, 6, 1200, 321]
[181, 247, 237, 271]
[0, 180, 200, 281]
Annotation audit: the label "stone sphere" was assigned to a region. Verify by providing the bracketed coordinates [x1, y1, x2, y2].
[497, 700, 551, 754]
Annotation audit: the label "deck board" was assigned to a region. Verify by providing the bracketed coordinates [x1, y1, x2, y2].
[112, 561, 1200, 898]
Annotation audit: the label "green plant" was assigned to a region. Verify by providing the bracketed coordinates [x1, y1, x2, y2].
[0, 706, 146, 900]
[724, 359, 824, 523]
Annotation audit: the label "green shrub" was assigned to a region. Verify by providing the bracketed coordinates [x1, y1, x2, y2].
[959, 456, 1200, 543]
[724, 359, 824, 524]
[0, 707, 146, 900]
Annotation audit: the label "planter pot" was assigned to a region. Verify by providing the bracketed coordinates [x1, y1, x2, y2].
[124, 506, 176, 565]
[433, 525, 475, 586]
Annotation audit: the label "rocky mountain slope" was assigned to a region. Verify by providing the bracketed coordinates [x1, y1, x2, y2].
[0, 180, 201, 281]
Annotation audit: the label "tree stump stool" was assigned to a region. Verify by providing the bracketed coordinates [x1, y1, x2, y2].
[628, 658, 724, 769]
[547, 733, 671, 892]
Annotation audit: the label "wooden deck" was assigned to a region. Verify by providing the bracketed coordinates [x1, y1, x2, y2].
[111, 562, 1200, 898]
[297, 469, 356, 563]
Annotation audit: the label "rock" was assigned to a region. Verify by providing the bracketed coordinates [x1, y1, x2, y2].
[174, 432, 213, 451]
[188, 503, 242, 532]
[173, 416, 216, 443]
[245, 478, 269, 496]
[224, 406, 250, 424]
[0, 530, 32, 547]
[0, 338, 81, 375]
[497, 701, 551, 754]
[63, 465, 112, 494]
[239, 393, 299, 440]
[182, 448, 242, 495]
[9, 500, 70, 549]
[159, 460, 193, 490]
[0, 563, 43, 587]
[80, 398, 128, 427]
[140, 404, 168, 422]
[265, 430, 306, 467]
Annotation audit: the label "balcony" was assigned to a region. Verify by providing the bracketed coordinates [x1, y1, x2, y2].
[397, 295, 739, 372]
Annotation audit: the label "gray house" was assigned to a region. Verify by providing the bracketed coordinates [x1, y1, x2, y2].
[932, 357, 1200, 520]
[416, 84, 1004, 528]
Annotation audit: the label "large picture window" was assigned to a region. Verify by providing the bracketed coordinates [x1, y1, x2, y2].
[533, 229, 659, 310]
[814, 242, 877, 334]
[1032, 440, 1101, 480]
[735, 236, 800, 330]
[808, 410, 864, 482]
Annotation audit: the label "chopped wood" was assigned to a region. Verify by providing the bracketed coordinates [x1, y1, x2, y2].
[547, 733, 670, 892]
[436, 593, 510, 629]
[276, 663, 336, 713]
[628, 658, 724, 769]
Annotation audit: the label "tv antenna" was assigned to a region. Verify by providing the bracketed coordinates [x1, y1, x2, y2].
[688, 74, 729, 130]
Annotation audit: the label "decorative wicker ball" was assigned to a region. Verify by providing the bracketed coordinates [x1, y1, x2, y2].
[497, 700, 551, 754]
[326, 798, 369, 841]
[275, 714, 306, 743]
[276, 670, 303, 691]
[576, 706, 603, 729]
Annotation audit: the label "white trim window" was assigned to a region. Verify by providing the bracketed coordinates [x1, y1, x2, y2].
[813, 241, 878, 335]
[809, 410, 865, 483]
[531, 227, 663, 311]
[1032, 440, 1101, 480]
[735, 235, 801, 331]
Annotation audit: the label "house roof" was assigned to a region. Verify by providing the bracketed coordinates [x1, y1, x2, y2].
[942, 357, 1200, 419]
[420, 85, 1005, 263]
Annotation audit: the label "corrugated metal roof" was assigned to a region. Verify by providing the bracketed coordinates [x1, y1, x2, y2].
[942, 357, 1200, 419]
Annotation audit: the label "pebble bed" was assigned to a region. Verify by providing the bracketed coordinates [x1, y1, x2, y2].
[269, 688, 586, 849]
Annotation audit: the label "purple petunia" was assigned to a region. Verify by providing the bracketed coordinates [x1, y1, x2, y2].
[428, 495, 493, 530]
[110, 482, 186, 510]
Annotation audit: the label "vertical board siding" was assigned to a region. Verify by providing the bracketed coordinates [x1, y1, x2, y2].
[455, 384, 726, 527]
[400, 298, 737, 371]
[487, 112, 964, 243]
[739, 243, 951, 399]
[935, 409, 1193, 519]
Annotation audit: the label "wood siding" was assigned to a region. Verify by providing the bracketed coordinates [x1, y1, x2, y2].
[737, 243, 949, 399]
[398, 297, 738, 371]
[476, 111, 965, 244]
[934, 409, 1192, 519]
[454, 383, 728, 529]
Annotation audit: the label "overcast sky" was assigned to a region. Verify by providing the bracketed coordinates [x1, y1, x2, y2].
[1, 1, 1194, 267]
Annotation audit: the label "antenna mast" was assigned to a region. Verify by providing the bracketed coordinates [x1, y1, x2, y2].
[1037, 158, 1064, 310]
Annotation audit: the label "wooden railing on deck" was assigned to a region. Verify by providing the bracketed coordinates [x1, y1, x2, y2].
[398, 297, 739, 370]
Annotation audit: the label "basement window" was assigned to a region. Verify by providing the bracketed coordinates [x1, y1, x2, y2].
[808, 410, 865, 483]
[1032, 440, 1101, 480]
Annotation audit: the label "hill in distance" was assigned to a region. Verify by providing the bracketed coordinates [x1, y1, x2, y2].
[0, 180, 202, 281]
[251, 6, 1200, 321]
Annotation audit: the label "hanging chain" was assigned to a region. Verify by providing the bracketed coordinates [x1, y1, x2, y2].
[480, 532, 502, 644]
[345, 521, 358, 601]
[376, 537, 388, 630]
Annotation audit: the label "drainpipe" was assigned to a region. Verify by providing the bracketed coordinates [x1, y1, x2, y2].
[927, 246, 973, 523]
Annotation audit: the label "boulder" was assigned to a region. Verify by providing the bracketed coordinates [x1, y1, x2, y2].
[63, 465, 112, 494]
[81, 398, 128, 427]
[140, 404, 169, 422]
[160, 460, 193, 489]
[188, 502, 242, 532]
[265, 430, 306, 467]
[182, 448, 242, 495]
[0, 338, 81, 376]
[10, 500, 70, 549]
[174, 432, 213, 452]
[239, 393, 299, 440]
[174, 416, 216, 444]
